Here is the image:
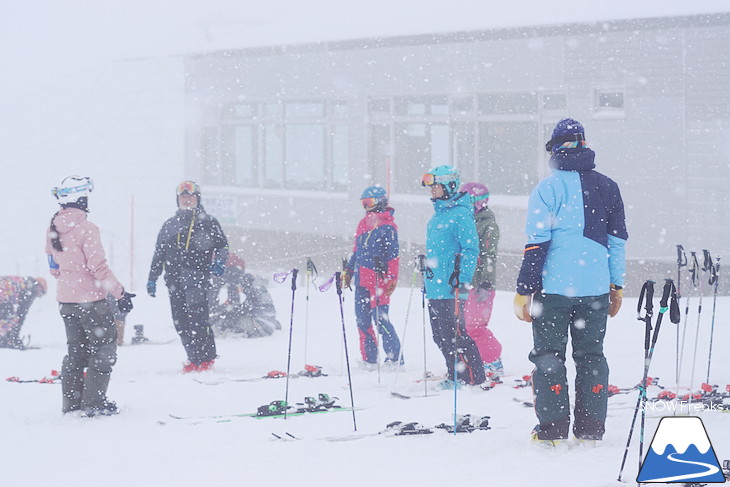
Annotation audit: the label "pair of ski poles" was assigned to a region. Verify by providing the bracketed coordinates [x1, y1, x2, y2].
[675, 246, 721, 403]
[617, 278, 680, 482]
[275, 260, 359, 430]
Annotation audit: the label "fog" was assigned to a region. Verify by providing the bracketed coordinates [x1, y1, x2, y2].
[2, 0, 729, 293]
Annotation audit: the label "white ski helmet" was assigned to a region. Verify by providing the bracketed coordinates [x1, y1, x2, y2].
[52, 175, 94, 205]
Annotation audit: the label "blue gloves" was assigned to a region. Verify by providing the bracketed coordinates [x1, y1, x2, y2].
[117, 291, 136, 314]
[47, 255, 59, 270]
[210, 258, 225, 277]
[147, 279, 157, 297]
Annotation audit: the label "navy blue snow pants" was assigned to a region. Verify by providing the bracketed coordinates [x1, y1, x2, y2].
[428, 298, 485, 385]
[355, 285, 401, 364]
[168, 281, 217, 365]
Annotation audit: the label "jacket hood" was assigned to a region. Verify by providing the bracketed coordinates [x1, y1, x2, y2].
[549, 147, 596, 171]
[52, 207, 87, 234]
[355, 207, 397, 238]
[432, 191, 471, 212]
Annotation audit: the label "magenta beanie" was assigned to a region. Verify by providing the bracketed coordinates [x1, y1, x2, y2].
[460, 182, 490, 213]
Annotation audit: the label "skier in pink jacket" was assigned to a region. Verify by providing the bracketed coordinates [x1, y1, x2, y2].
[46, 176, 135, 416]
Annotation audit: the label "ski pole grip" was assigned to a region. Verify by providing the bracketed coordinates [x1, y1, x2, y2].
[417, 254, 426, 273]
[637, 280, 655, 321]
[676, 245, 687, 267]
[659, 279, 673, 311]
[291, 268, 299, 291]
[668, 279, 681, 324]
[690, 252, 700, 286]
[335, 271, 342, 295]
[703, 250, 717, 285]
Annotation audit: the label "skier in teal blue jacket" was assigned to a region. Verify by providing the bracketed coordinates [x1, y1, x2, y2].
[422, 165, 485, 386]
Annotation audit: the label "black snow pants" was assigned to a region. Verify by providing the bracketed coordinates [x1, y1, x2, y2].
[168, 280, 216, 365]
[529, 293, 610, 440]
[428, 298, 485, 385]
[59, 300, 117, 413]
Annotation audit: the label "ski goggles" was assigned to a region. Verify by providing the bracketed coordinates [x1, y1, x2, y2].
[176, 181, 200, 195]
[52, 178, 94, 199]
[545, 133, 586, 152]
[471, 193, 490, 203]
[361, 197, 379, 210]
[421, 172, 457, 187]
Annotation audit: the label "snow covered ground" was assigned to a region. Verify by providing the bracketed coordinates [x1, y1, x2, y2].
[2, 280, 728, 487]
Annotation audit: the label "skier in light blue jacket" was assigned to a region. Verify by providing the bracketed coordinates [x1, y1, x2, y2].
[514, 118, 627, 444]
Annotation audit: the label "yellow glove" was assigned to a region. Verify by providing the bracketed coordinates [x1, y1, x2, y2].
[513, 293, 533, 322]
[608, 285, 623, 318]
[341, 271, 352, 289]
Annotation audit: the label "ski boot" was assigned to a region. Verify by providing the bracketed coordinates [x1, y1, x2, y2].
[435, 414, 475, 433]
[131, 325, 149, 345]
[392, 421, 433, 436]
[298, 364, 326, 378]
[257, 400, 290, 417]
[530, 424, 568, 449]
[484, 358, 504, 379]
[317, 393, 339, 409]
[81, 400, 119, 418]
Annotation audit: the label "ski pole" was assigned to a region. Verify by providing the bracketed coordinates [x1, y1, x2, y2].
[418, 254, 431, 398]
[688, 252, 706, 409]
[340, 258, 350, 375]
[639, 279, 677, 473]
[374, 255, 384, 384]
[303, 257, 317, 366]
[448, 253, 463, 436]
[705, 252, 720, 384]
[392, 259, 419, 387]
[677, 251, 699, 397]
[617, 280, 654, 482]
[273, 268, 299, 419]
[335, 271, 357, 431]
[675, 244, 687, 391]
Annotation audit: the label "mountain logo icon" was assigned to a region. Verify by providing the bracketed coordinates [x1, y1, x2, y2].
[637, 416, 726, 483]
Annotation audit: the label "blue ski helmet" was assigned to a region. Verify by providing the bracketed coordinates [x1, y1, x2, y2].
[422, 165, 460, 199]
[546, 118, 586, 153]
[360, 185, 388, 212]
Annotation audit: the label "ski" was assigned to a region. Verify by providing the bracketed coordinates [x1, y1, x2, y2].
[5, 370, 61, 384]
[323, 416, 491, 442]
[166, 407, 354, 425]
[193, 366, 328, 386]
[165, 394, 352, 424]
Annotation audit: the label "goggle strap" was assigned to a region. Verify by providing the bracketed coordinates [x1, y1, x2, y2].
[471, 193, 490, 202]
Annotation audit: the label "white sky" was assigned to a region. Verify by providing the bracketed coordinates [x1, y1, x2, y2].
[2, 1, 729, 71]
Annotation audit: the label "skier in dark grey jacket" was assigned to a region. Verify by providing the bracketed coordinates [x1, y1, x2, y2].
[147, 181, 229, 373]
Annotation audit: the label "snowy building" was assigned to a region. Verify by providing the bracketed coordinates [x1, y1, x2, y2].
[183, 11, 730, 292]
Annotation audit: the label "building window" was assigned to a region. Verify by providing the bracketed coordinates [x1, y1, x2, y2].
[479, 92, 538, 115]
[593, 89, 625, 119]
[367, 92, 544, 196]
[395, 96, 448, 116]
[216, 100, 348, 191]
[479, 121, 538, 195]
[542, 93, 566, 111]
[595, 90, 624, 109]
[285, 123, 325, 189]
[394, 122, 449, 194]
